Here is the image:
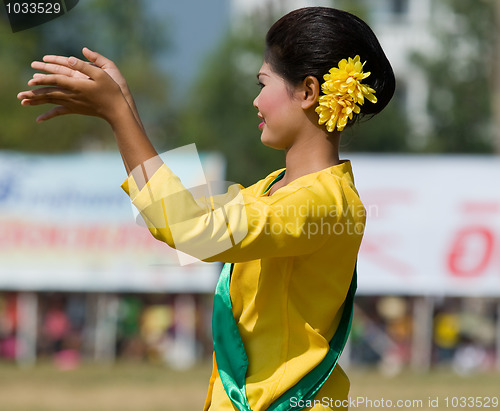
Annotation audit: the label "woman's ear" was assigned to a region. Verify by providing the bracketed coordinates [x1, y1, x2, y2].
[300, 75, 320, 109]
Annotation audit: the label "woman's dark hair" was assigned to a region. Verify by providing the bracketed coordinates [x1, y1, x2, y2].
[265, 7, 395, 119]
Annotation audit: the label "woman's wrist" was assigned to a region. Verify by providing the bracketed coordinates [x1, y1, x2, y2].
[104, 94, 135, 128]
[106, 95, 159, 174]
[120, 86, 133, 104]
[120, 87, 145, 130]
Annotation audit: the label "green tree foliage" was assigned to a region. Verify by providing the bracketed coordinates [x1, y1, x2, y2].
[412, 0, 496, 153]
[0, 1, 170, 152]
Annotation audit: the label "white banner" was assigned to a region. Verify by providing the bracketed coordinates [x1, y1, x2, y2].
[353, 155, 500, 296]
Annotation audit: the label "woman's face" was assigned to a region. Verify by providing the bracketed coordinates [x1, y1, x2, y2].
[253, 62, 304, 150]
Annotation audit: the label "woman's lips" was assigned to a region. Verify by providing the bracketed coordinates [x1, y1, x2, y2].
[258, 121, 265, 129]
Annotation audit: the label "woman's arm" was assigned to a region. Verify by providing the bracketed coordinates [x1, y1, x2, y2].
[17, 49, 160, 177]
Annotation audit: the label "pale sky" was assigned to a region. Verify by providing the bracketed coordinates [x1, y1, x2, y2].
[148, 0, 231, 97]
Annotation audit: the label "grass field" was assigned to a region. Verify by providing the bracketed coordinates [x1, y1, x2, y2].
[0, 361, 499, 410]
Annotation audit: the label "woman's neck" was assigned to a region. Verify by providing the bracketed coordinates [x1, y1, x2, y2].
[286, 131, 340, 177]
[269, 130, 341, 194]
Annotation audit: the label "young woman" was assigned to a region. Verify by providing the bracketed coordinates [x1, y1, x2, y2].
[18, 7, 395, 410]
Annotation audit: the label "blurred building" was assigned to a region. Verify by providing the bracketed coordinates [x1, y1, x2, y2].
[230, 0, 330, 16]
[364, 0, 436, 145]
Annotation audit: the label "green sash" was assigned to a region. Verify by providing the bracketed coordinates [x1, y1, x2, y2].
[212, 262, 357, 411]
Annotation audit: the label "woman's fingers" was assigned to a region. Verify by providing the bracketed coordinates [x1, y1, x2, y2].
[36, 106, 72, 123]
[32, 60, 88, 79]
[42, 54, 73, 66]
[18, 86, 72, 103]
[26, 70, 93, 89]
[81, 47, 129, 89]
[27, 74, 71, 88]
[67, 56, 105, 79]
[82, 47, 114, 68]
[40, 55, 103, 80]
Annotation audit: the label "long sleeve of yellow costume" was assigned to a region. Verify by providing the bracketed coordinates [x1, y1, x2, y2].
[122, 160, 365, 410]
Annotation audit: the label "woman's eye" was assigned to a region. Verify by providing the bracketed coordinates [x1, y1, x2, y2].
[257, 82, 264, 89]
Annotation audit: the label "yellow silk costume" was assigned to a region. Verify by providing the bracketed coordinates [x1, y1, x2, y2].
[122, 160, 365, 410]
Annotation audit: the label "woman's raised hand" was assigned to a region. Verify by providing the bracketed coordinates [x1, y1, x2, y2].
[17, 47, 128, 124]
[18, 47, 159, 174]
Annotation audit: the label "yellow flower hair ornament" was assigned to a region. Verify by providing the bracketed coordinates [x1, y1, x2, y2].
[315, 55, 377, 132]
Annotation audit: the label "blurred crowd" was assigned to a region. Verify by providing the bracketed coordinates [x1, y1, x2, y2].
[0, 292, 498, 374]
[351, 296, 499, 375]
[0, 292, 213, 369]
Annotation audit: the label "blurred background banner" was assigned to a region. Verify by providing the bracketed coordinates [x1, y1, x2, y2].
[0, 150, 224, 292]
[2, 149, 498, 296]
[354, 155, 500, 297]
